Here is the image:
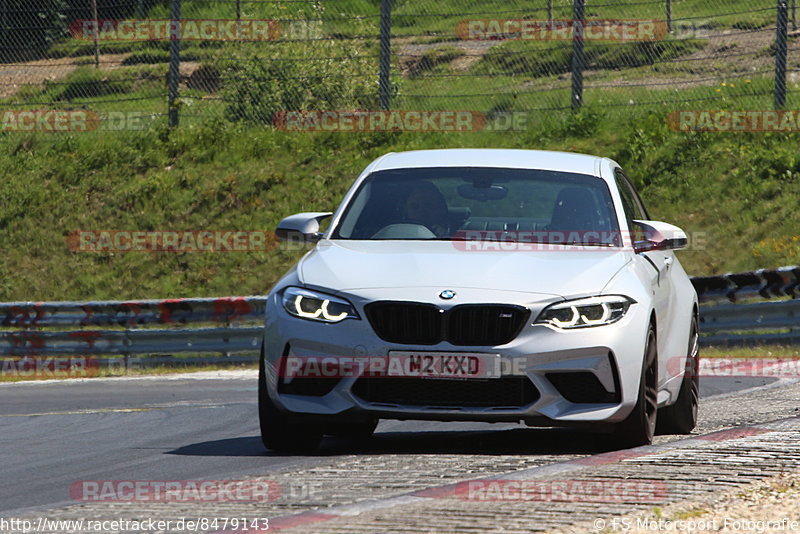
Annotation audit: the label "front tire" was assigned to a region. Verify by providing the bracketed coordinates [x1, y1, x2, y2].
[656, 314, 699, 435]
[258, 345, 322, 452]
[613, 323, 658, 448]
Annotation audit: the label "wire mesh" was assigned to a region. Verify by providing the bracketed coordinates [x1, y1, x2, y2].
[0, 0, 796, 129]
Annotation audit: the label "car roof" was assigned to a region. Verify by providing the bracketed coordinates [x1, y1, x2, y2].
[369, 149, 606, 177]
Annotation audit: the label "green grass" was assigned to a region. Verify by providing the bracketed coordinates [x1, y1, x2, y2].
[703, 346, 800, 358]
[5, 64, 165, 109]
[472, 39, 707, 78]
[41, 0, 776, 61]
[0, 361, 257, 383]
[393, 69, 779, 116]
[0, 1, 796, 302]
[389, 0, 776, 38]
[406, 46, 466, 77]
[1, 104, 800, 301]
[5, 0, 776, 118]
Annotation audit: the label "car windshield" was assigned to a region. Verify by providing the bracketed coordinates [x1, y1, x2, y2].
[331, 167, 620, 245]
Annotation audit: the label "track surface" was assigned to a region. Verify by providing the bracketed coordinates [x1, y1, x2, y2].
[0, 373, 780, 516]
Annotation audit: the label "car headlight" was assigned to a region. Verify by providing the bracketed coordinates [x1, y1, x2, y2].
[282, 287, 359, 323]
[535, 296, 634, 329]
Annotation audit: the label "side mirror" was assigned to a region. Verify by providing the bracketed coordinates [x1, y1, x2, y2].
[633, 220, 688, 253]
[275, 212, 333, 244]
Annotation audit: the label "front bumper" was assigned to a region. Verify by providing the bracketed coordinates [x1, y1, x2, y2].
[262, 288, 650, 426]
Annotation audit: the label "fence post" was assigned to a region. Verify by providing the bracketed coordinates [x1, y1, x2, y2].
[666, 0, 672, 33]
[91, 0, 99, 68]
[547, 0, 552, 23]
[168, 0, 181, 127]
[137, 0, 143, 18]
[379, 0, 391, 110]
[236, 0, 241, 38]
[1, 0, 6, 61]
[776, 0, 788, 110]
[793, 0, 797, 30]
[571, 0, 584, 112]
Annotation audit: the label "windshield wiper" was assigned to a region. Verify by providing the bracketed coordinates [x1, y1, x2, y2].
[560, 241, 617, 247]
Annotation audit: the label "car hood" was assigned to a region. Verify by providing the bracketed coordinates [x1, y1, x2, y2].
[298, 240, 631, 299]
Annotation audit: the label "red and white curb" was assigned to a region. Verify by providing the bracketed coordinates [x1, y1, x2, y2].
[216, 415, 800, 532]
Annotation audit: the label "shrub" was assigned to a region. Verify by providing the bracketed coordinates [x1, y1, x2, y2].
[220, 38, 379, 125]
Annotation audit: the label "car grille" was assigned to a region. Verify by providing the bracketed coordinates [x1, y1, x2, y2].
[447, 305, 529, 346]
[364, 302, 529, 346]
[351, 377, 540, 408]
[364, 302, 442, 345]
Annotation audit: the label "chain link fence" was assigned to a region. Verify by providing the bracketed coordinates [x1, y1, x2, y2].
[0, 0, 797, 130]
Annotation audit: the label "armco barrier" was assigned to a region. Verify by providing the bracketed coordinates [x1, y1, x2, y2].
[0, 265, 798, 366]
[699, 299, 800, 345]
[0, 296, 266, 328]
[0, 297, 267, 368]
[692, 265, 800, 303]
[692, 265, 800, 346]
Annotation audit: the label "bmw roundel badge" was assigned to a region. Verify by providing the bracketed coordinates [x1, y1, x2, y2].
[439, 290, 456, 300]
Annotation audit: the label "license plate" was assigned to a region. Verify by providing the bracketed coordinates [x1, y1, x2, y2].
[386, 352, 501, 379]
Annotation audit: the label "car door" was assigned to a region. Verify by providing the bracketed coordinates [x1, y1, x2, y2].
[614, 169, 673, 373]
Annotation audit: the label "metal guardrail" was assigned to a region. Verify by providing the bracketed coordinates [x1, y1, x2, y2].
[692, 265, 800, 346]
[699, 299, 800, 346]
[0, 326, 263, 357]
[0, 296, 266, 328]
[1, 265, 799, 367]
[0, 297, 268, 367]
[692, 265, 800, 304]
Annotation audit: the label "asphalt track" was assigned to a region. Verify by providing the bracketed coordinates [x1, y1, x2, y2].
[0, 373, 777, 515]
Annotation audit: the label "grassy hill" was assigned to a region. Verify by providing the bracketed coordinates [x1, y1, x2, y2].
[0, 0, 797, 301]
[1, 110, 798, 302]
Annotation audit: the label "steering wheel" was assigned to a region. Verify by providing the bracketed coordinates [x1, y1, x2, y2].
[370, 223, 437, 239]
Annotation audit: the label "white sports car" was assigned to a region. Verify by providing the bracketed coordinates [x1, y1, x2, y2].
[259, 149, 699, 451]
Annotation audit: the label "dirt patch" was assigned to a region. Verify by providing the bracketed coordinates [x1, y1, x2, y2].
[3, 28, 797, 101]
[397, 39, 501, 76]
[0, 54, 204, 99]
[398, 28, 800, 93]
[0, 54, 129, 98]
[599, 27, 800, 91]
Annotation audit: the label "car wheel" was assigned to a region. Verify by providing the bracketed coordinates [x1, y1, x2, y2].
[325, 419, 379, 440]
[656, 314, 699, 435]
[613, 323, 658, 448]
[258, 345, 322, 452]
